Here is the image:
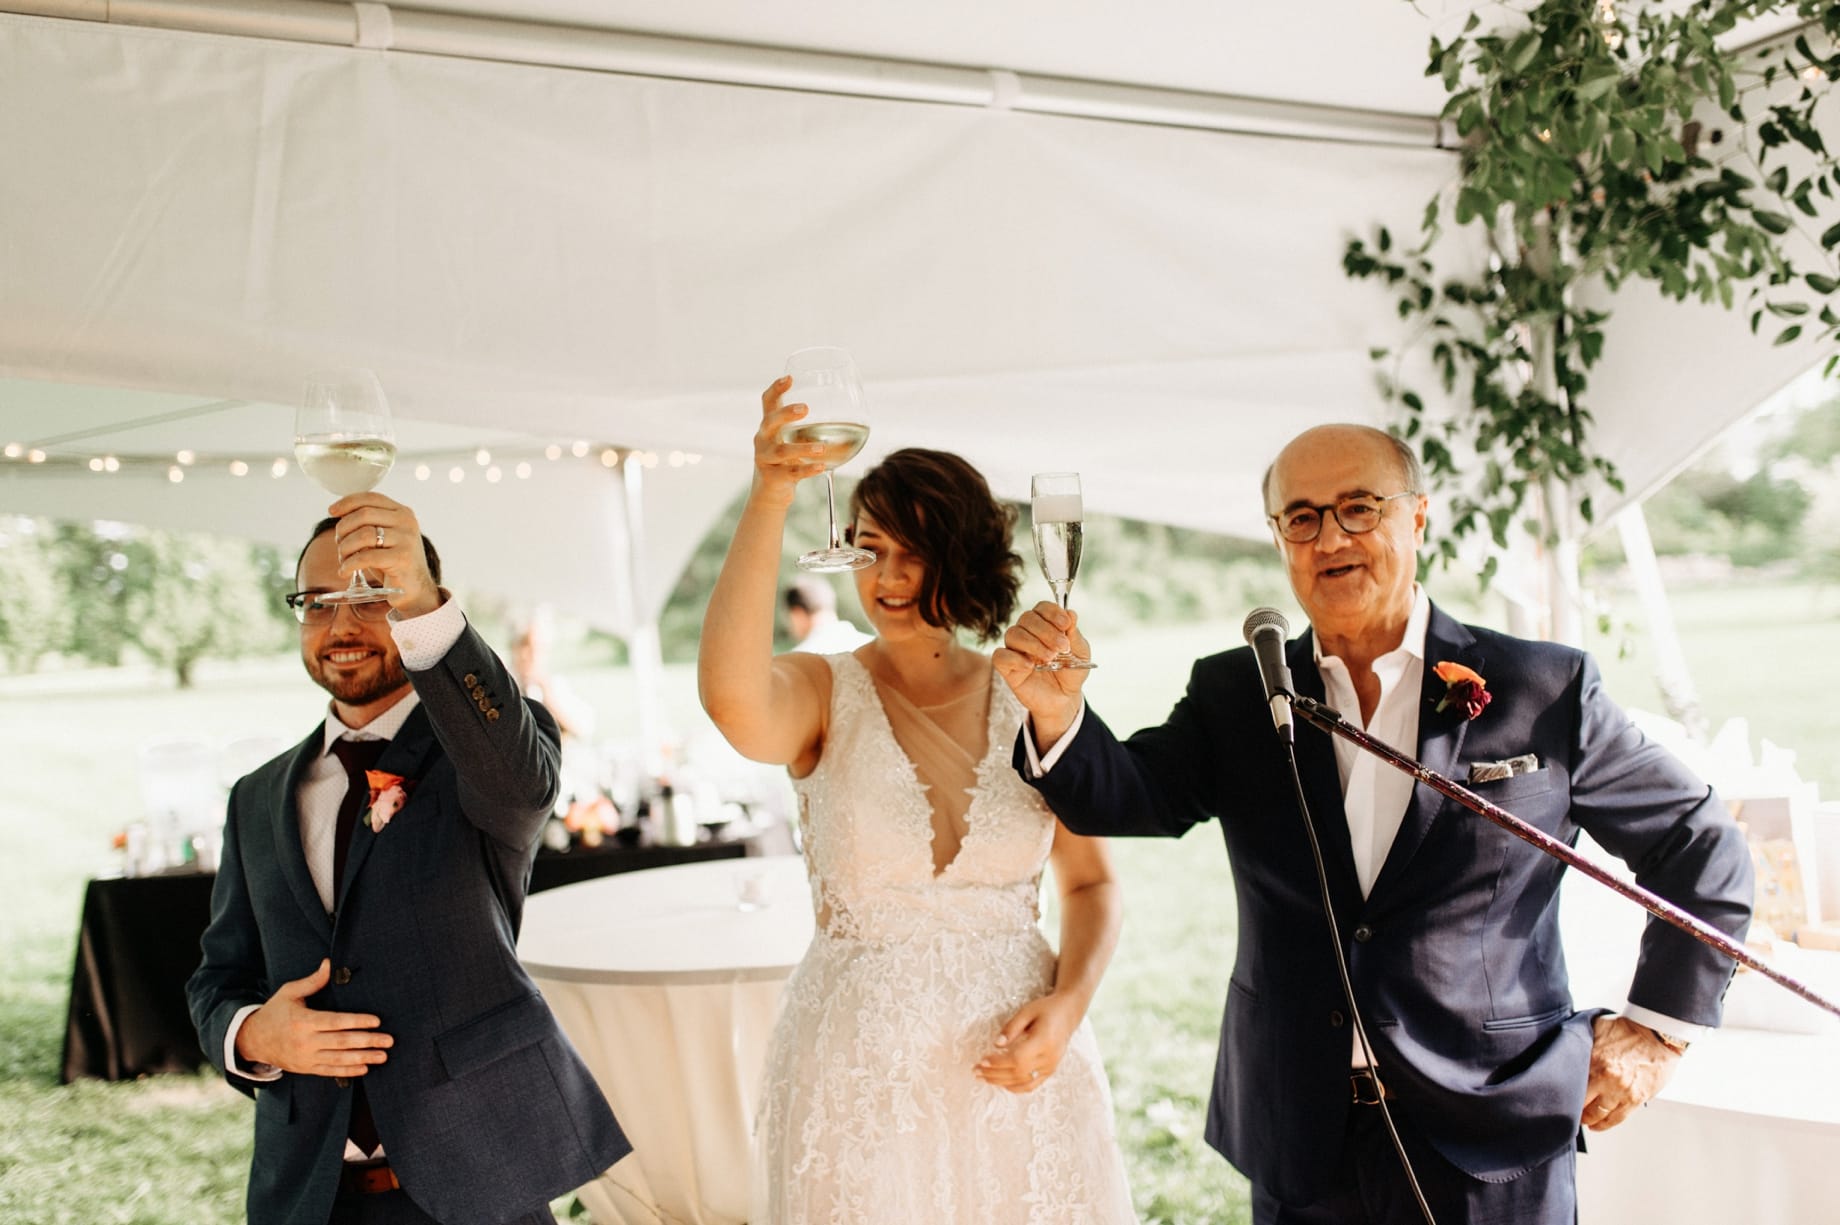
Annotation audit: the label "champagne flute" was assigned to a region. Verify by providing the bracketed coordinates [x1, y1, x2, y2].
[1031, 472, 1096, 671]
[783, 346, 874, 573]
[294, 368, 401, 603]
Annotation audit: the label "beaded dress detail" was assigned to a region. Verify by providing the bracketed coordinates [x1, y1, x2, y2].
[753, 653, 1136, 1224]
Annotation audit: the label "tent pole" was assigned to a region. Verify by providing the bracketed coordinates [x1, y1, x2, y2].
[1, 1, 1441, 148]
[618, 451, 668, 778]
[1613, 503, 1708, 740]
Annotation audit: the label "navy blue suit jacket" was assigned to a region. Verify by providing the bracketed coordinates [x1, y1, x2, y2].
[189, 623, 629, 1225]
[1020, 604, 1751, 1203]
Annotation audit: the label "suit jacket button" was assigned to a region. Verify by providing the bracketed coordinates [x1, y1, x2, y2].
[1329, 1009, 1346, 1028]
[333, 966, 352, 986]
[334, 1077, 349, 1088]
[1353, 924, 1374, 943]
[471, 685, 487, 702]
[464, 673, 478, 687]
[486, 708, 500, 722]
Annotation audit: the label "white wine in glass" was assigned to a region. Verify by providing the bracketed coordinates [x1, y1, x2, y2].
[1031, 472, 1096, 671]
[295, 368, 401, 603]
[783, 347, 875, 573]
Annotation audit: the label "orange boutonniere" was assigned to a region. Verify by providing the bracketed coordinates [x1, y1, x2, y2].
[363, 770, 412, 832]
[1433, 661, 1491, 720]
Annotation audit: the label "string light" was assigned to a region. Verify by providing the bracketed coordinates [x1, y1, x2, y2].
[571, 440, 589, 458]
[600, 449, 620, 468]
[486, 465, 503, 483]
[475, 448, 491, 466]
[88, 458, 104, 472]
[3, 443, 20, 459]
[271, 458, 289, 477]
[415, 463, 432, 481]
[15, 440, 700, 485]
[668, 450, 686, 467]
[448, 466, 465, 483]
[167, 466, 184, 483]
[27, 450, 45, 464]
[229, 460, 249, 476]
[516, 462, 532, 479]
[103, 456, 120, 472]
[175, 449, 195, 465]
[545, 444, 562, 461]
[1803, 65, 1826, 82]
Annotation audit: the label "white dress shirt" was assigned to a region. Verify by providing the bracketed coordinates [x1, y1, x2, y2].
[223, 597, 468, 1090]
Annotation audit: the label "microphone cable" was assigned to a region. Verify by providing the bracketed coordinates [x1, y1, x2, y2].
[1279, 734, 1438, 1225]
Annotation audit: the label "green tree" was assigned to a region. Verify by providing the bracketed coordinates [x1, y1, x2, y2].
[126, 530, 289, 687]
[52, 521, 140, 666]
[0, 518, 65, 672]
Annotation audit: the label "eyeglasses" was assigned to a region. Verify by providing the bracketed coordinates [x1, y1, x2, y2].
[1270, 492, 1419, 544]
[284, 591, 394, 625]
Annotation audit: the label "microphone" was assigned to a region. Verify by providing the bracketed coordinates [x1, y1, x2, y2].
[1241, 607, 1295, 743]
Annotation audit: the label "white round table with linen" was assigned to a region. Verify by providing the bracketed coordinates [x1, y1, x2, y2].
[519, 855, 814, 1225]
[1561, 838, 1840, 1224]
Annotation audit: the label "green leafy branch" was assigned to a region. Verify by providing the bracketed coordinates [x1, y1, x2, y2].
[1345, 1, 1840, 577]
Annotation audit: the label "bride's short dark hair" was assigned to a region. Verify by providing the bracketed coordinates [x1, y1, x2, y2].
[847, 448, 1021, 642]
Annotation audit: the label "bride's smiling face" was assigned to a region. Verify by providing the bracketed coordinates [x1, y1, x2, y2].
[849, 511, 945, 644]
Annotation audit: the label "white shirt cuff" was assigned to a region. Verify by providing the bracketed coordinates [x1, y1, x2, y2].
[1620, 1003, 1709, 1045]
[390, 595, 466, 671]
[1021, 702, 1087, 777]
[225, 1004, 282, 1081]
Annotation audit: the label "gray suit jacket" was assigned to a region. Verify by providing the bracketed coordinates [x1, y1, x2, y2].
[189, 622, 629, 1225]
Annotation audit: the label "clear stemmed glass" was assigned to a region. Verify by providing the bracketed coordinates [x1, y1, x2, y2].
[783, 346, 875, 573]
[294, 368, 401, 603]
[1031, 472, 1096, 671]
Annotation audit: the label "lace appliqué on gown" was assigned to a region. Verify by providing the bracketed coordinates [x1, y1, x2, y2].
[753, 654, 1137, 1224]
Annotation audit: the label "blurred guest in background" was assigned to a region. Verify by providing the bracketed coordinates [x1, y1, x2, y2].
[782, 575, 871, 654]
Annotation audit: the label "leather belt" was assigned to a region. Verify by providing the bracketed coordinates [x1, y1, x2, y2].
[1350, 1068, 1392, 1105]
[338, 1160, 400, 1195]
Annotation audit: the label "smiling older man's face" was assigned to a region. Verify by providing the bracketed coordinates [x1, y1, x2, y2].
[1266, 426, 1427, 639]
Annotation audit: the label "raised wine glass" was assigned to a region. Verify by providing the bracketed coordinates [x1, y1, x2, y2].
[1031, 472, 1096, 671]
[783, 346, 874, 573]
[294, 368, 401, 603]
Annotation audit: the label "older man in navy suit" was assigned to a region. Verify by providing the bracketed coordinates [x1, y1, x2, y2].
[189, 493, 628, 1225]
[996, 425, 1752, 1224]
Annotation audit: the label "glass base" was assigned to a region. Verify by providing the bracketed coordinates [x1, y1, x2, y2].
[1035, 653, 1097, 672]
[317, 572, 402, 603]
[797, 546, 877, 573]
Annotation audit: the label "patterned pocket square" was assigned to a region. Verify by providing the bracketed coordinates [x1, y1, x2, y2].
[1467, 754, 1540, 783]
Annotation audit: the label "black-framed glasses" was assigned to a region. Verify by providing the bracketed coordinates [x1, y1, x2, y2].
[1270, 492, 1419, 544]
[285, 591, 393, 625]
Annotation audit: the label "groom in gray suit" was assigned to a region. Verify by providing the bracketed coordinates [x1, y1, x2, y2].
[189, 493, 629, 1225]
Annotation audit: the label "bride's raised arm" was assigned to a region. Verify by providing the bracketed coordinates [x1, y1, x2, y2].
[698, 376, 835, 770]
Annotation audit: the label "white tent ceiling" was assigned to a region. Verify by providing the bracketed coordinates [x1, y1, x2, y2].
[0, 1, 1833, 631]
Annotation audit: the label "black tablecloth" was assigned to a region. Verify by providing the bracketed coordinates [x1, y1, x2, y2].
[61, 833, 771, 1082]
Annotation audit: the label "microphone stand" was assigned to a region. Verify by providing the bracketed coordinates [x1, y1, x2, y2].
[1289, 693, 1840, 1022]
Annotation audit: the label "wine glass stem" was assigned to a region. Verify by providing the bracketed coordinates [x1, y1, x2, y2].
[824, 471, 843, 549]
[1051, 583, 1072, 612]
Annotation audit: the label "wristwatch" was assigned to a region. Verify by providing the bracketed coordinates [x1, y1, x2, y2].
[1646, 1025, 1691, 1056]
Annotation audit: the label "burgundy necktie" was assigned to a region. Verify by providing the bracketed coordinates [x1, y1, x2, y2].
[327, 736, 389, 1157]
[329, 738, 389, 892]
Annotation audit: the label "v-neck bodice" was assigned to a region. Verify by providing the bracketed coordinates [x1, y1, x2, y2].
[791, 653, 1056, 941]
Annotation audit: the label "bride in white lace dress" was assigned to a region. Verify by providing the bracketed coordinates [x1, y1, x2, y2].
[699, 380, 1137, 1224]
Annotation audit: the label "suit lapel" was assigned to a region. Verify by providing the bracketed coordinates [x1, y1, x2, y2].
[1288, 631, 1363, 914]
[336, 704, 441, 910]
[1368, 604, 1480, 901]
[273, 728, 334, 936]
